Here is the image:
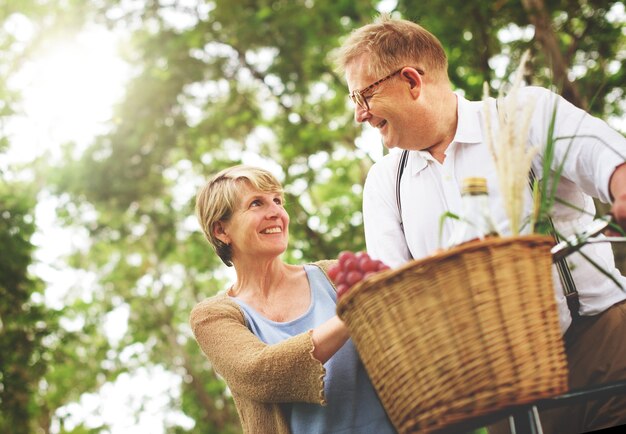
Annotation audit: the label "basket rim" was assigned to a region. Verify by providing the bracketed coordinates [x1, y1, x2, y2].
[336, 234, 555, 316]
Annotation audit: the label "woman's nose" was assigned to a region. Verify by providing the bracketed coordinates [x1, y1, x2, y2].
[267, 202, 283, 217]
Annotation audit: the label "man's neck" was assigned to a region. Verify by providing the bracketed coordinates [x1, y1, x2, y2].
[427, 91, 458, 164]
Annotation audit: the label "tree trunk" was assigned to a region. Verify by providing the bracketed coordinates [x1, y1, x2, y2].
[521, 0, 588, 109]
[165, 325, 238, 431]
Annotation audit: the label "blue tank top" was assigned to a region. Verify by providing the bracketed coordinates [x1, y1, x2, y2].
[231, 264, 396, 434]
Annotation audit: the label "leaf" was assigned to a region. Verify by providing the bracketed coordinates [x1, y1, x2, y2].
[438, 211, 460, 249]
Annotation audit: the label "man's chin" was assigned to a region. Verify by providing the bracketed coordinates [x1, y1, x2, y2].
[380, 137, 396, 149]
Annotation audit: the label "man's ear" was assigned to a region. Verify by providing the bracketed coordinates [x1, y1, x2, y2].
[401, 67, 422, 99]
[213, 221, 231, 245]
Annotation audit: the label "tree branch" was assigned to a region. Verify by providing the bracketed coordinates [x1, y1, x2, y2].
[521, 0, 588, 109]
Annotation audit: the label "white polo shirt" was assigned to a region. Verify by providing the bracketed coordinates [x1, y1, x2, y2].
[363, 86, 626, 333]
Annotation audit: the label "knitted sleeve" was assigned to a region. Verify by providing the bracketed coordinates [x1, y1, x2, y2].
[190, 296, 327, 405]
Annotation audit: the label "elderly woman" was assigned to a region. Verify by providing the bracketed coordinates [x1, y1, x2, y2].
[190, 165, 395, 434]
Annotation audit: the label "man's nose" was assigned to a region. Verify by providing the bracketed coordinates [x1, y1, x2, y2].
[354, 104, 370, 123]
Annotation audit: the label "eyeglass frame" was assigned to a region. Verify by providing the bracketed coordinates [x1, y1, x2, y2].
[349, 66, 424, 111]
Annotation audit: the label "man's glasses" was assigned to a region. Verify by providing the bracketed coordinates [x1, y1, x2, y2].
[349, 67, 424, 111]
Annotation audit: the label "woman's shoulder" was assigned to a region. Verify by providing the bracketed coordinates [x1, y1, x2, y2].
[189, 292, 245, 327]
[309, 259, 338, 275]
[307, 260, 339, 293]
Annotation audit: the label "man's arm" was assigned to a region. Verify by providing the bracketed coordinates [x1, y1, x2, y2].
[363, 156, 412, 268]
[609, 162, 626, 233]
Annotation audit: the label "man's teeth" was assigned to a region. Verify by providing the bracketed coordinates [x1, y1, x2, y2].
[262, 227, 282, 234]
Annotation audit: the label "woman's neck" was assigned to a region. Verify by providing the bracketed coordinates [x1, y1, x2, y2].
[229, 260, 309, 322]
[230, 258, 294, 298]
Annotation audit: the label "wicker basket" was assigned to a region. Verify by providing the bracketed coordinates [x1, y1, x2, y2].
[336, 235, 568, 434]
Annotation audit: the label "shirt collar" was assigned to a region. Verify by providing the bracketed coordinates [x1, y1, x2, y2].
[410, 92, 484, 175]
[453, 92, 484, 144]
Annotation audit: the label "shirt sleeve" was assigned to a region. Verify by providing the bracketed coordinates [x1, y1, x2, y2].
[189, 297, 326, 404]
[363, 153, 413, 268]
[524, 86, 626, 204]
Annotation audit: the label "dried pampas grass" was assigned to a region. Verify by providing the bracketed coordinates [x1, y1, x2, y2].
[483, 51, 538, 235]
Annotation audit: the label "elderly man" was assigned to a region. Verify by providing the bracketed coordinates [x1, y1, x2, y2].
[335, 14, 626, 434]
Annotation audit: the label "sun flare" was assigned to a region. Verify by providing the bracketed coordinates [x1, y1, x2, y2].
[9, 27, 129, 162]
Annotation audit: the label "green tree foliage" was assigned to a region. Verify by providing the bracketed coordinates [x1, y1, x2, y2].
[396, 0, 625, 114]
[0, 183, 50, 433]
[1, 0, 624, 432]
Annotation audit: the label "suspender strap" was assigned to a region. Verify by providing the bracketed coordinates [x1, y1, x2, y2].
[396, 149, 410, 232]
[528, 168, 580, 318]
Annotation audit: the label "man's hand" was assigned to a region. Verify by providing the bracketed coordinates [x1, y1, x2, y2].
[609, 163, 626, 235]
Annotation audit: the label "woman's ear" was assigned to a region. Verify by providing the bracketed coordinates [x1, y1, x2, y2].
[213, 221, 231, 245]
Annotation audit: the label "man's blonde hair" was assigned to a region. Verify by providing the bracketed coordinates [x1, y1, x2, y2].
[195, 165, 284, 266]
[334, 14, 448, 80]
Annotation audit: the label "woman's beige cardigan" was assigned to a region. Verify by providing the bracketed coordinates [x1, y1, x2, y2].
[189, 260, 338, 434]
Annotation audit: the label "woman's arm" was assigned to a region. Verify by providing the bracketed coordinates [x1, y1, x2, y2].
[311, 315, 350, 364]
[190, 297, 330, 404]
[308, 260, 352, 363]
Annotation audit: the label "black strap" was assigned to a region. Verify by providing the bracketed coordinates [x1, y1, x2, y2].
[396, 149, 410, 233]
[528, 168, 580, 317]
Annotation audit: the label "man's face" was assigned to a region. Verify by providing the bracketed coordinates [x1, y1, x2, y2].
[345, 56, 420, 150]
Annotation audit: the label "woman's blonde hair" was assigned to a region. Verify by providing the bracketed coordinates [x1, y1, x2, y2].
[334, 14, 448, 80]
[195, 165, 284, 266]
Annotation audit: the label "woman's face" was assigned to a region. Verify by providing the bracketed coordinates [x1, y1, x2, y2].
[221, 182, 289, 262]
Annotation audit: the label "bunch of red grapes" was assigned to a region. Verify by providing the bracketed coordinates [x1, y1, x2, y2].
[327, 251, 391, 298]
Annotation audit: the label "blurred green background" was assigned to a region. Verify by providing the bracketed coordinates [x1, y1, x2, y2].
[1, 0, 625, 432]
